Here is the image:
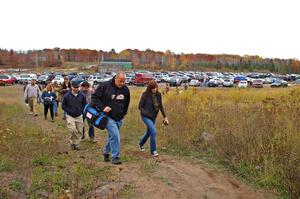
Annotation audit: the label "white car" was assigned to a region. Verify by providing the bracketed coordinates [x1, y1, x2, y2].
[222, 79, 234, 87]
[238, 80, 248, 88]
[88, 75, 103, 86]
[18, 73, 37, 84]
[189, 79, 200, 87]
[52, 76, 64, 84]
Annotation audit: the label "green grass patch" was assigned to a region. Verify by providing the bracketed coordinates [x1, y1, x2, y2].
[31, 155, 50, 167]
[9, 179, 22, 192]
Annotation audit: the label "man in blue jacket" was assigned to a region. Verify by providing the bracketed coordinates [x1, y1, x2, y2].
[91, 71, 130, 164]
[62, 81, 86, 150]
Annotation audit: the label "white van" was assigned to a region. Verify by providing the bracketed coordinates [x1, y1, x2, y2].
[18, 73, 37, 84]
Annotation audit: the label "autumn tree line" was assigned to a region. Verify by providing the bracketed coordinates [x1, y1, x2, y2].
[0, 48, 300, 74]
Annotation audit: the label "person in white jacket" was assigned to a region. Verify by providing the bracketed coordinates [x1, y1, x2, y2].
[24, 78, 41, 116]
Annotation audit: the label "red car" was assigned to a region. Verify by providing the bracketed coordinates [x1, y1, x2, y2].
[0, 74, 15, 85]
[134, 73, 153, 86]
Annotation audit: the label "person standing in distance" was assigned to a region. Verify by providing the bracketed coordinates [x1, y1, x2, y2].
[91, 71, 130, 165]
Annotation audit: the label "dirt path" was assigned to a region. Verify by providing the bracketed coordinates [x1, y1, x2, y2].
[113, 152, 265, 199]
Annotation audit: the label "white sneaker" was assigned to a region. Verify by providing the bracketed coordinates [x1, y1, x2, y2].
[139, 144, 145, 151]
[90, 138, 98, 143]
[152, 151, 159, 157]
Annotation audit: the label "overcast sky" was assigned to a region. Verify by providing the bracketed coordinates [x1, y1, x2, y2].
[0, 0, 299, 59]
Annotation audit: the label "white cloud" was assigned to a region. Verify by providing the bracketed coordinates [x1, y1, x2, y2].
[0, 0, 299, 59]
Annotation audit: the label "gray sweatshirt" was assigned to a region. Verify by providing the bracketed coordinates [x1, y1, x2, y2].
[24, 84, 41, 99]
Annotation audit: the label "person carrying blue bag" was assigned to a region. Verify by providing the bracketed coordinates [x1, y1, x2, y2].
[91, 71, 130, 165]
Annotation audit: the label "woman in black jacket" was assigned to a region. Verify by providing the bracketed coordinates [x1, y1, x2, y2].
[138, 80, 169, 157]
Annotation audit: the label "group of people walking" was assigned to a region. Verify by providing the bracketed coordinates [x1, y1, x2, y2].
[24, 71, 169, 165]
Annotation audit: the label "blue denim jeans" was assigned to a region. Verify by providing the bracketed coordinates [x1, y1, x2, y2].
[53, 100, 58, 114]
[139, 116, 157, 154]
[103, 117, 123, 159]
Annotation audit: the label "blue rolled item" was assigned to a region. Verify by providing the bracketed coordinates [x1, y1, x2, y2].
[83, 103, 107, 130]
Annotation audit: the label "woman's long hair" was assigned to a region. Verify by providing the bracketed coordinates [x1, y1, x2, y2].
[145, 80, 158, 94]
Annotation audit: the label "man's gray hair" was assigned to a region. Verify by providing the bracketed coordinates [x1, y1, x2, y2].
[116, 71, 126, 78]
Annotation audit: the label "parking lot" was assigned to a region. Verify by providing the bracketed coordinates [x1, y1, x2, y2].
[1, 70, 299, 89]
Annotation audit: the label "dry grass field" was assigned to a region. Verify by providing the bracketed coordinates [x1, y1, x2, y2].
[0, 85, 299, 198]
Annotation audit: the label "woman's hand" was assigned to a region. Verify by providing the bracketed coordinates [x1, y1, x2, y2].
[163, 117, 169, 125]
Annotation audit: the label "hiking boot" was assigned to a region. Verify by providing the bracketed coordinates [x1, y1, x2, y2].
[152, 151, 159, 157]
[139, 144, 145, 151]
[112, 157, 122, 165]
[103, 154, 110, 162]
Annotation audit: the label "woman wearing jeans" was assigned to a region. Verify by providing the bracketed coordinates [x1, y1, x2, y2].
[138, 80, 169, 157]
[41, 84, 57, 121]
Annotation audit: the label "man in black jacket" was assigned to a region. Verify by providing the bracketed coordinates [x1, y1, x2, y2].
[91, 71, 130, 164]
[62, 81, 86, 150]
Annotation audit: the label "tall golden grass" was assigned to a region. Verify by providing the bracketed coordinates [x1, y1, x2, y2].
[152, 87, 300, 198]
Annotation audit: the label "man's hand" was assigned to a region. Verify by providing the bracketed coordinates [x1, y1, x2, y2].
[103, 106, 112, 113]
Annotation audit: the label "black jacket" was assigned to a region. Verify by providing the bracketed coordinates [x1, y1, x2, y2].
[62, 91, 86, 117]
[60, 81, 72, 96]
[91, 77, 130, 121]
[138, 92, 166, 121]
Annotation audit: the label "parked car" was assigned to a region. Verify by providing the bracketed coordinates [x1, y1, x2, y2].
[234, 76, 247, 84]
[252, 79, 263, 88]
[238, 80, 248, 88]
[160, 74, 170, 82]
[88, 75, 103, 86]
[134, 73, 153, 86]
[37, 75, 49, 85]
[0, 74, 15, 85]
[52, 75, 64, 84]
[125, 76, 135, 85]
[263, 77, 273, 84]
[189, 79, 201, 87]
[271, 80, 288, 88]
[222, 79, 234, 87]
[169, 76, 183, 87]
[18, 74, 37, 84]
[208, 78, 223, 87]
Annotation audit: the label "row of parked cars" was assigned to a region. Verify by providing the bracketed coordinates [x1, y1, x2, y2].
[150, 71, 292, 88]
[0, 71, 297, 88]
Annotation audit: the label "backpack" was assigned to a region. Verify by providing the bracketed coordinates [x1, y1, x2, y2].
[83, 103, 107, 130]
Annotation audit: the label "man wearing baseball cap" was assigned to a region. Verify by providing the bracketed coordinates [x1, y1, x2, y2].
[62, 81, 86, 150]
